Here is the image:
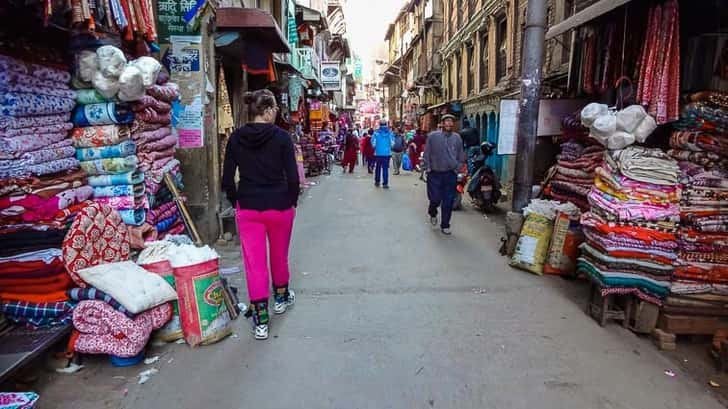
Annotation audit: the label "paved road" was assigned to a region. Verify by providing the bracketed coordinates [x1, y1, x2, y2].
[116, 170, 723, 409]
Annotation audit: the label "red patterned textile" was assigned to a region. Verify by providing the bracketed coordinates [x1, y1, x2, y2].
[62, 202, 130, 287]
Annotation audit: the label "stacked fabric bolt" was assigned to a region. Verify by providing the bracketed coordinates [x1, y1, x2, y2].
[545, 112, 605, 211]
[0, 55, 94, 327]
[577, 146, 681, 305]
[663, 93, 728, 316]
[131, 82, 185, 239]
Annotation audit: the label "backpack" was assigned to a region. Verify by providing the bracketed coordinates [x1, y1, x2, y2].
[393, 135, 405, 152]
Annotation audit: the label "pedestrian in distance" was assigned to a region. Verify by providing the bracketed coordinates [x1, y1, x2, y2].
[391, 127, 406, 175]
[371, 119, 395, 188]
[362, 128, 376, 174]
[423, 114, 466, 235]
[222, 89, 298, 340]
[341, 129, 359, 173]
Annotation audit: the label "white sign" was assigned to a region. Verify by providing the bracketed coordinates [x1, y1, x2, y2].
[320, 61, 341, 91]
[498, 98, 588, 155]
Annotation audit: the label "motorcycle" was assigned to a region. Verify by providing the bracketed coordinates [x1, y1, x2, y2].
[467, 141, 502, 212]
[453, 167, 467, 211]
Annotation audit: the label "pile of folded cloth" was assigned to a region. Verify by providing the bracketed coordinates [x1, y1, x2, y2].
[0, 54, 97, 328]
[68, 261, 175, 358]
[131, 80, 185, 239]
[578, 146, 682, 305]
[664, 92, 728, 316]
[545, 112, 605, 211]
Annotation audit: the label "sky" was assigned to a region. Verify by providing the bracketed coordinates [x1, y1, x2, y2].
[343, 0, 408, 78]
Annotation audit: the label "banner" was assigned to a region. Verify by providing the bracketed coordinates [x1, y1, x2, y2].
[162, 36, 205, 149]
[156, 0, 202, 43]
[320, 61, 341, 91]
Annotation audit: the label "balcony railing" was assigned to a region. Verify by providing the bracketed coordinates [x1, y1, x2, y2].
[290, 47, 321, 82]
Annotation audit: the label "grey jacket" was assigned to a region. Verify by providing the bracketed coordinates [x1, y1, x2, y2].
[423, 130, 466, 172]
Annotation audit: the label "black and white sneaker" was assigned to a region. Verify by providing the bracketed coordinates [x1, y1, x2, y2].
[274, 289, 295, 315]
[429, 215, 438, 226]
[247, 302, 270, 340]
[441, 227, 452, 235]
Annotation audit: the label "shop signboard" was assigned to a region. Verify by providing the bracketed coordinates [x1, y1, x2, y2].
[156, 0, 202, 43]
[320, 61, 341, 91]
[162, 35, 205, 149]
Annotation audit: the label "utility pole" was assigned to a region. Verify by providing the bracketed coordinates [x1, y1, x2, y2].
[512, 0, 547, 212]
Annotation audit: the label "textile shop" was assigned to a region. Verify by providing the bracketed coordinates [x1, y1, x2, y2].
[507, 0, 728, 359]
[0, 2, 238, 406]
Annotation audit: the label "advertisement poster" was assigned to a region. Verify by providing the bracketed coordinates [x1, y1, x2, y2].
[162, 35, 205, 149]
[156, 0, 202, 43]
[320, 61, 341, 91]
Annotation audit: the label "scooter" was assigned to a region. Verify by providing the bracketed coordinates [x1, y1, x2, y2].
[467, 141, 502, 212]
[453, 167, 467, 211]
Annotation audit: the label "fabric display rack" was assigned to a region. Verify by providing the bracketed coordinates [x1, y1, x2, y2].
[0, 0, 212, 401]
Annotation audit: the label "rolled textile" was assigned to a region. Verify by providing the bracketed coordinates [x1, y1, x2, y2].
[0, 93, 76, 116]
[72, 102, 134, 126]
[138, 132, 177, 152]
[133, 95, 171, 113]
[133, 126, 172, 146]
[92, 183, 145, 199]
[67, 288, 134, 318]
[80, 155, 138, 175]
[0, 112, 70, 131]
[94, 195, 146, 210]
[146, 83, 179, 102]
[87, 170, 144, 186]
[117, 208, 147, 226]
[71, 124, 130, 148]
[155, 213, 179, 232]
[75, 140, 136, 161]
[76, 89, 112, 105]
[135, 107, 171, 124]
[72, 300, 171, 357]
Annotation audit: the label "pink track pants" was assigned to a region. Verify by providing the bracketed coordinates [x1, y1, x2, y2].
[235, 208, 296, 302]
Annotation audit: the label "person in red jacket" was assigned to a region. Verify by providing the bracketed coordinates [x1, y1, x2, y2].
[341, 130, 359, 173]
[361, 128, 375, 174]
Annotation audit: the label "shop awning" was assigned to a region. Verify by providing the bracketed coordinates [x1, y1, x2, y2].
[545, 0, 632, 40]
[216, 7, 290, 53]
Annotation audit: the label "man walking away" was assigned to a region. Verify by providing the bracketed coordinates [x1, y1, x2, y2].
[423, 114, 466, 235]
[371, 120, 394, 188]
[391, 127, 406, 175]
[362, 129, 375, 173]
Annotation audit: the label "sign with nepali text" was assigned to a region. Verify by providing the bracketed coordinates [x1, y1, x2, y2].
[157, 0, 201, 43]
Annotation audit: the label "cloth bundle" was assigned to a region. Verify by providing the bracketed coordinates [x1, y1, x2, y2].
[668, 95, 728, 314]
[581, 103, 657, 149]
[545, 141, 604, 212]
[578, 146, 681, 305]
[72, 300, 171, 357]
[131, 82, 183, 239]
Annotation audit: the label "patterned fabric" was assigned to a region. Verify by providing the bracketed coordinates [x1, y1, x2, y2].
[0, 70, 70, 90]
[0, 82, 76, 99]
[94, 195, 147, 210]
[79, 155, 138, 175]
[0, 392, 40, 409]
[75, 89, 111, 105]
[0, 112, 70, 131]
[87, 170, 144, 186]
[138, 132, 177, 152]
[146, 83, 179, 102]
[0, 92, 76, 116]
[0, 121, 72, 138]
[134, 107, 171, 124]
[67, 287, 134, 318]
[62, 202, 130, 287]
[0, 145, 77, 178]
[72, 300, 171, 357]
[0, 132, 69, 159]
[92, 184, 144, 199]
[117, 209, 147, 226]
[0, 300, 75, 327]
[71, 125, 130, 148]
[75, 140, 136, 161]
[133, 95, 171, 113]
[71, 103, 134, 127]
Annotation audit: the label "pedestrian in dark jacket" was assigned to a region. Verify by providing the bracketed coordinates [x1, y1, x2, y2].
[423, 114, 466, 235]
[222, 89, 298, 340]
[391, 128, 406, 175]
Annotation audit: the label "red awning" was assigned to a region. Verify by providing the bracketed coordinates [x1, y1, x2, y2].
[216, 8, 290, 53]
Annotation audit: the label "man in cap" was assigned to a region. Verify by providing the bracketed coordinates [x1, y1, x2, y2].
[422, 114, 466, 235]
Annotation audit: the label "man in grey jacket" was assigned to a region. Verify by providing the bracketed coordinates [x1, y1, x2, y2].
[423, 114, 466, 235]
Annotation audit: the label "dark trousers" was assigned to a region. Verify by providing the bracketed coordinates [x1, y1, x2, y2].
[374, 156, 390, 186]
[427, 170, 457, 229]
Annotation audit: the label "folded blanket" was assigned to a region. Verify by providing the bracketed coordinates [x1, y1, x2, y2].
[95, 195, 146, 210]
[0, 131, 69, 159]
[138, 131, 177, 152]
[117, 208, 147, 226]
[71, 124, 130, 148]
[0, 290, 70, 302]
[135, 107, 171, 124]
[68, 287, 134, 318]
[0, 273, 73, 294]
[92, 183, 145, 199]
[0, 69, 71, 90]
[87, 170, 144, 186]
[133, 95, 172, 113]
[0, 121, 72, 138]
[72, 103, 134, 127]
[0, 300, 75, 327]
[0, 82, 76, 99]
[75, 140, 136, 161]
[1, 92, 76, 116]
[72, 300, 171, 357]
[80, 155, 138, 175]
[0, 112, 70, 131]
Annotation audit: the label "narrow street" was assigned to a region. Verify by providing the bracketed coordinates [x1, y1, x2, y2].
[109, 171, 723, 409]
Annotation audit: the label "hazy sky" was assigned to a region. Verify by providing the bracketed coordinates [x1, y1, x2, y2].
[344, 0, 407, 63]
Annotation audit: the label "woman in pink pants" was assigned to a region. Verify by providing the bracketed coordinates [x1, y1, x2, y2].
[222, 89, 300, 340]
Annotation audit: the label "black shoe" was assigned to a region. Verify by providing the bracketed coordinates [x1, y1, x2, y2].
[383, 185, 390, 189]
[375, 183, 380, 187]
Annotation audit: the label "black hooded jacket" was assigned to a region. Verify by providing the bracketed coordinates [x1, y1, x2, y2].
[222, 123, 300, 210]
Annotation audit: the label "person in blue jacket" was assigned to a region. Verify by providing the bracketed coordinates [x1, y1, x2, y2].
[371, 120, 395, 188]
